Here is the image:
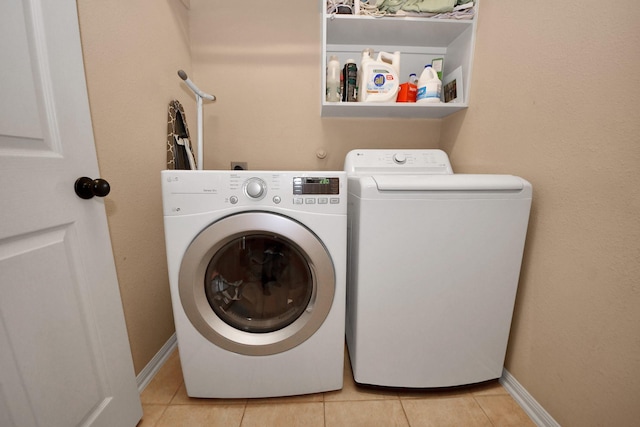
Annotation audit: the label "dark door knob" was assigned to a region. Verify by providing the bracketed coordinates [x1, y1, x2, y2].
[75, 177, 111, 199]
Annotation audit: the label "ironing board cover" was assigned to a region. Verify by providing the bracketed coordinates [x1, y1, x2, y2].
[167, 100, 197, 170]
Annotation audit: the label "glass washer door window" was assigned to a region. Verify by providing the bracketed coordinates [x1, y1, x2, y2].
[179, 212, 336, 356]
[204, 234, 313, 334]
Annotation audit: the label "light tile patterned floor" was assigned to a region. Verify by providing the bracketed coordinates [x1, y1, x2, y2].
[139, 348, 535, 427]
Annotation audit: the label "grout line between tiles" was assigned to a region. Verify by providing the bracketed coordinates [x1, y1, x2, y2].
[323, 401, 327, 427]
[143, 404, 168, 427]
[398, 399, 411, 427]
[157, 405, 169, 427]
[168, 380, 183, 405]
[472, 394, 497, 427]
[238, 402, 247, 427]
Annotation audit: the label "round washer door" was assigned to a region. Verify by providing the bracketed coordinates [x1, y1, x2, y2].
[178, 212, 335, 356]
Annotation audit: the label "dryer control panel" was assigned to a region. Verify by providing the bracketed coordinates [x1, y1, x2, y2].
[344, 149, 453, 175]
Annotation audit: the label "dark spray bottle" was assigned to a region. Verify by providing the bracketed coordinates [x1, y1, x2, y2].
[342, 59, 358, 102]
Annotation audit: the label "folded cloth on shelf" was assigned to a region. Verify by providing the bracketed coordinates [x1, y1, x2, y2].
[400, 0, 456, 13]
[371, 0, 472, 14]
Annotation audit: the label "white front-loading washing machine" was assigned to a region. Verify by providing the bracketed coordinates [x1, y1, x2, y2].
[162, 170, 346, 398]
[344, 149, 532, 388]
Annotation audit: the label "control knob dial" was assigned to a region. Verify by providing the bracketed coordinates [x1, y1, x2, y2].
[393, 153, 407, 164]
[244, 178, 266, 199]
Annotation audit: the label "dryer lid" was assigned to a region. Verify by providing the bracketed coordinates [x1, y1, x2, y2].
[372, 174, 526, 192]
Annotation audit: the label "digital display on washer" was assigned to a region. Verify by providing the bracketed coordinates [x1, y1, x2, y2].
[293, 177, 340, 195]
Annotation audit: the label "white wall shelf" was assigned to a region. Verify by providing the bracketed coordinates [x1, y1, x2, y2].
[322, 100, 468, 119]
[321, 2, 479, 119]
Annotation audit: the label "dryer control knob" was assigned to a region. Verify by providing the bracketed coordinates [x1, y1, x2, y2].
[393, 153, 407, 164]
[244, 178, 266, 199]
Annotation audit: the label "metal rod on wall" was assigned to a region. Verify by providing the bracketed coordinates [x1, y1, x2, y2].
[177, 70, 215, 170]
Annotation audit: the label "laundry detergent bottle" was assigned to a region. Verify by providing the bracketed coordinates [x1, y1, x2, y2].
[416, 65, 442, 104]
[357, 50, 401, 102]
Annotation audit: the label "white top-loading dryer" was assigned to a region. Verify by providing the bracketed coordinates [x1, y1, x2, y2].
[344, 149, 532, 388]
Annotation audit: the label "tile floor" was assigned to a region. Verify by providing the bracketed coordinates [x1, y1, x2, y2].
[139, 348, 535, 427]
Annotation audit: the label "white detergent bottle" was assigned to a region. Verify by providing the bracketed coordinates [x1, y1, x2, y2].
[326, 55, 341, 102]
[416, 65, 442, 104]
[357, 50, 400, 102]
[356, 49, 374, 102]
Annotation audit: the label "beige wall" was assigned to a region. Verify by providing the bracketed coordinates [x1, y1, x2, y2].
[78, 0, 640, 425]
[76, 0, 195, 374]
[189, 0, 441, 171]
[441, 2, 640, 426]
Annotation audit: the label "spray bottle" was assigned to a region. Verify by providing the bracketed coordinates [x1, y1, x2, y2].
[342, 59, 358, 102]
[326, 55, 341, 102]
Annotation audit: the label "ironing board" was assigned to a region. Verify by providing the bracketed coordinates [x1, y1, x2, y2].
[167, 100, 197, 170]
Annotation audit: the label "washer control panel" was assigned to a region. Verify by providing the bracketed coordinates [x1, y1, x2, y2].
[161, 170, 347, 216]
[344, 149, 453, 175]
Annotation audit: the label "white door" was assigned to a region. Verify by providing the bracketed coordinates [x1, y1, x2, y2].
[0, 1, 142, 426]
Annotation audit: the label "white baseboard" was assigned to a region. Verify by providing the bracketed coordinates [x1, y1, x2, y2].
[500, 368, 561, 427]
[136, 333, 178, 393]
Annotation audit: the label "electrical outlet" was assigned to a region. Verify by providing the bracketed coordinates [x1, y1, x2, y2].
[231, 162, 248, 170]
